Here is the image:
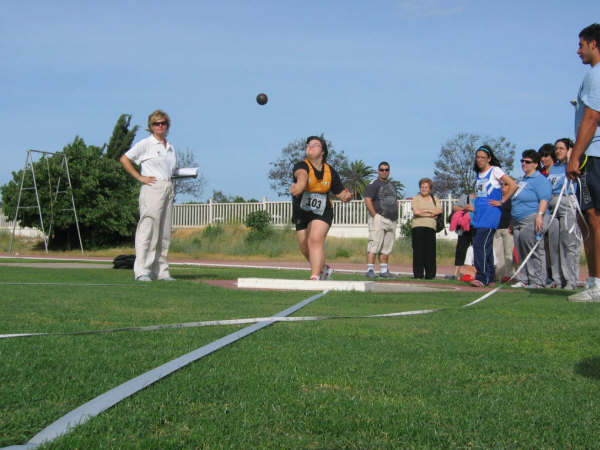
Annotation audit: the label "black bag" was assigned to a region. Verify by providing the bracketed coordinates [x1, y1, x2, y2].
[113, 254, 135, 269]
[432, 197, 444, 233]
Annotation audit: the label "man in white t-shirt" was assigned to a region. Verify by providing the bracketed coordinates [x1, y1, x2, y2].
[567, 24, 600, 302]
[120, 110, 177, 281]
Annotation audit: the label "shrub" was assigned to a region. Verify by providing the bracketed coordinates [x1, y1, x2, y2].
[245, 210, 272, 242]
[202, 224, 224, 239]
[245, 210, 271, 233]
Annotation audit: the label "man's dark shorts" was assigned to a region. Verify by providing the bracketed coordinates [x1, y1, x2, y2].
[578, 156, 600, 211]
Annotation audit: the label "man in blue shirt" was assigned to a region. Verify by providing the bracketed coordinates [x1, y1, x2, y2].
[567, 24, 600, 302]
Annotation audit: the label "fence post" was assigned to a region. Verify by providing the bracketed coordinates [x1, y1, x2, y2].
[209, 199, 213, 224]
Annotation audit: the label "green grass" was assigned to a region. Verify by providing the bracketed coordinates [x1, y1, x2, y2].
[1, 264, 600, 448]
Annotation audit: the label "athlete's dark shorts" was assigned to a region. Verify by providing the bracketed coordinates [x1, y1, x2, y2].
[578, 156, 600, 211]
[292, 206, 334, 231]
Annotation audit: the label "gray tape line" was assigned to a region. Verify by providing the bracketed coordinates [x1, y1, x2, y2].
[0, 308, 439, 340]
[4, 290, 329, 449]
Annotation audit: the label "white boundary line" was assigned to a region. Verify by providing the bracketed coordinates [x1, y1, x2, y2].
[0, 308, 439, 340]
[3, 291, 329, 449]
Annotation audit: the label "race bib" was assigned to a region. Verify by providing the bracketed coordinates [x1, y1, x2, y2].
[475, 179, 487, 198]
[300, 192, 327, 215]
[514, 181, 527, 198]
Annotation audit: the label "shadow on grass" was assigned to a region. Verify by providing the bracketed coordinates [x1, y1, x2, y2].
[574, 357, 600, 379]
[174, 273, 222, 280]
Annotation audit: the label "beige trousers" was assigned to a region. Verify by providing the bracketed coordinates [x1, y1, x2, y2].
[133, 180, 174, 279]
[493, 227, 515, 281]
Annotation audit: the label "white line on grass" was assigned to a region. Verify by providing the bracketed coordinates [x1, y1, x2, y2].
[0, 308, 439, 340]
[2, 290, 329, 450]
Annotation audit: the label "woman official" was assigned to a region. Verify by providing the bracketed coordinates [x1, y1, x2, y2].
[546, 138, 581, 289]
[511, 150, 553, 288]
[290, 136, 352, 280]
[411, 178, 442, 279]
[120, 110, 176, 282]
[469, 145, 517, 287]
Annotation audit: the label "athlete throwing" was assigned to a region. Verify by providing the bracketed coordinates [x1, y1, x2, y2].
[290, 136, 352, 280]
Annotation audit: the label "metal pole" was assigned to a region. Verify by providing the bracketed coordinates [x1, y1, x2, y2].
[9, 151, 30, 253]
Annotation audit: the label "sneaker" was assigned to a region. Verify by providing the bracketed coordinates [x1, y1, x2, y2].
[568, 286, 600, 302]
[470, 279, 484, 287]
[320, 265, 334, 280]
[524, 284, 542, 289]
[501, 276, 511, 283]
[366, 269, 376, 279]
[136, 274, 152, 282]
[563, 283, 577, 291]
[511, 281, 527, 288]
[379, 271, 395, 278]
[545, 281, 558, 289]
[158, 276, 176, 281]
[310, 275, 319, 281]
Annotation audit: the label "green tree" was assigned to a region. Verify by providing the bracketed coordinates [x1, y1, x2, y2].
[268, 135, 350, 197]
[433, 133, 516, 196]
[105, 114, 138, 160]
[1, 136, 140, 248]
[211, 190, 231, 203]
[340, 160, 376, 200]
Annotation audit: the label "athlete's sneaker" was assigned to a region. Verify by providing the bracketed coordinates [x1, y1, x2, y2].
[319, 265, 334, 280]
[470, 279, 484, 287]
[511, 281, 527, 288]
[563, 282, 577, 291]
[568, 286, 600, 302]
[158, 276, 176, 281]
[379, 271, 395, 278]
[136, 274, 152, 282]
[310, 275, 320, 281]
[366, 269, 376, 279]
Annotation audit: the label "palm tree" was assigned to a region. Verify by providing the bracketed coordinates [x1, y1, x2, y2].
[341, 160, 376, 200]
[387, 177, 405, 199]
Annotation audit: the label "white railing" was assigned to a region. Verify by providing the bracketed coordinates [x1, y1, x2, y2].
[2, 197, 458, 240]
[0, 209, 45, 238]
[172, 198, 457, 229]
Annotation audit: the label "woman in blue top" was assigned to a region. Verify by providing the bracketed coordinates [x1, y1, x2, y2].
[546, 138, 581, 290]
[511, 150, 553, 288]
[469, 145, 517, 287]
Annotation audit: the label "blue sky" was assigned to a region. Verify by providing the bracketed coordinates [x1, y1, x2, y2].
[1, 0, 595, 200]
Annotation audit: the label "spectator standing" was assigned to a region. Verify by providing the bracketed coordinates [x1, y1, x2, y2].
[364, 162, 398, 278]
[567, 24, 600, 302]
[469, 145, 517, 287]
[547, 139, 581, 290]
[539, 143, 558, 287]
[493, 181, 516, 282]
[411, 178, 442, 279]
[450, 193, 475, 279]
[120, 109, 177, 282]
[511, 150, 553, 288]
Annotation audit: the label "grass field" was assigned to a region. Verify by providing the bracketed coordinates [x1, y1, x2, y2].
[1, 264, 600, 448]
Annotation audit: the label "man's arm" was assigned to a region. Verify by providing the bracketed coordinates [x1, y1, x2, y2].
[364, 197, 377, 217]
[567, 106, 600, 179]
